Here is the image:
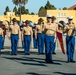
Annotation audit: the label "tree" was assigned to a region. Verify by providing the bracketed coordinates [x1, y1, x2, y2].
[38, 6, 46, 17]
[12, 0, 28, 21]
[12, 0, 28, 6]
[17, 6, 26, 14]
[25, 9, 29, 14]
[17, 6, 29, 14]
[4, 6, 10, 15]
[39, 6, 45, 11]
[51, 5, 56, 10]
[59, 8, 61, 10]
[45, 1, 56, 10]
[21, 6, 26, 14]
[30, 12, 35, 15]
[13, 6, 18, 15]
[63, 7, 67, 10]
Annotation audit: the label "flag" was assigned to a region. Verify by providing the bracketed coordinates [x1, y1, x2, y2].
[57, 31, 65, 54]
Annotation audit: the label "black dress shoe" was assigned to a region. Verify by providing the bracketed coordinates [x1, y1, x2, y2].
[52, 52, 56, 55]
[1, 48, 4, 49]
[50, 61, 54, 63]
[34, 47, 37, 49]
[46, 61, 54, 64]
[40, 53, 45, 55]
[70, 61, 75, 63]
[25, 53, 30, 55]
[11, 54, 17, 55]
[14, 54, 17, 55]
[45, 60, 54, 64]
[66, 61, 70, 63]
[38, 53, 45, 55]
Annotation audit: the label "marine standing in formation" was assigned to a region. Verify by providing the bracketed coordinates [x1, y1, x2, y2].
[22, 20, 33, 55]
[51, 16, 57, 54]
[44, 15, 58, 63]
[0, 20, 6, 49]
[0, 25, 3, 55]
[21, 20, 26, 48]
[64, 16, 76, 63]
[35, 18, 45, 54]
[33, 22, 38, 49]
[8, 18, 20, 55]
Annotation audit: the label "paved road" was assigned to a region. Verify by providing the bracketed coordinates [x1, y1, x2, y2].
[0, 36, 76, 75]
[0, 50, 76, 75]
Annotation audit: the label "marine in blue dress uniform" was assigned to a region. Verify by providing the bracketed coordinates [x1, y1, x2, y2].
[21, 20, 26, 48]
[64, 16, 76, 63]
[0, 20, 6, 49]
[0, 26, 3, 55]
[35, 18, 45, 54]
[22, 21, 33, 55]
[8, 18, 20, 55]
[44, 15, 58, 63]
[51, 16, 57, 54]
[33, 22, 38, 49]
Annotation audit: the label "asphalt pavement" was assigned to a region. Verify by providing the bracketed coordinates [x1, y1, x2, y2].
[0, 36, 76, 75]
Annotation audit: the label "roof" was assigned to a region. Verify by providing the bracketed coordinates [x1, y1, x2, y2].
[68, 4, 76, 10]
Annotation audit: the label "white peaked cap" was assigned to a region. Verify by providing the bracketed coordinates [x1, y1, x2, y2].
[34, 22, 38, 24]
[1, 20, 3, 21]
[67, 16, 73, 20]
[22, 20, 26, 22]
[0, 20, 3, 22]
[46, 14, 52, 18]
[9, 22, 13, 25]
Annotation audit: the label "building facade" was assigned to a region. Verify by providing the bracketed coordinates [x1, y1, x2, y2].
[0, 5, 76, 24]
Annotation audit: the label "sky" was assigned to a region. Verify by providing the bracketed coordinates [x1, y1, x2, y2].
[0, 0, 76, 15]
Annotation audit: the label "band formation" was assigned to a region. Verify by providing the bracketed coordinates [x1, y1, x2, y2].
[0, 14, 76, 63]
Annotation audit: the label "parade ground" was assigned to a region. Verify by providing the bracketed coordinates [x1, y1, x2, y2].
[0, 36, 76, 75]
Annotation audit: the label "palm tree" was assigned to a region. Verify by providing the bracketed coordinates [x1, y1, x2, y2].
[12, 0, 28, 21]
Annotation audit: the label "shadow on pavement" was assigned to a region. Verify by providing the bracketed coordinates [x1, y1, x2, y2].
[4, 46, 24, 49]
[53, 59, 66, 63]
[3, 55, 62, 67]
[1, 48, 39, 55]
[1, 51, 39, 55]
[54, 72, 76, 75]
[3, 56, 47, 66]
[26, 72, 50, 75]
[1, 51, 24, 55]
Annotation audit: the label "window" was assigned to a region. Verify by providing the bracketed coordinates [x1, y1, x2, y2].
[64, 13, 66, 17]
[58, 13, 66, 17]
[58, 13, 60, 17]
[61, 13, 63, 17]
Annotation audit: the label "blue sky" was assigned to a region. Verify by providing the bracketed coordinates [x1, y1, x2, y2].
[0, 0, 76, 15]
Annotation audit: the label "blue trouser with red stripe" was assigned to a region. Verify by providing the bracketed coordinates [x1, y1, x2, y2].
[22, 41, 24, 48]
[37, 33, 44, 54]
[45, 35, 54, 62]
[2, 36, 5, 49]
[24, 35, 31, 54]
[66, 36, 75, 62]
[33, 37, 38, 48]
[52, 42, 56, 53]
[0, 35, 2, 54]
[11, 34, 18, 55]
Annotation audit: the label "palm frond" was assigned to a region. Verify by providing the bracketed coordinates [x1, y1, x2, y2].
[12, 0, 28, 5]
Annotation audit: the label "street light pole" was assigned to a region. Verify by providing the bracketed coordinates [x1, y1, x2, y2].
[18, 0, 22, 22]
[9, 14, 12, 22]
[19, 3, 21, 21]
